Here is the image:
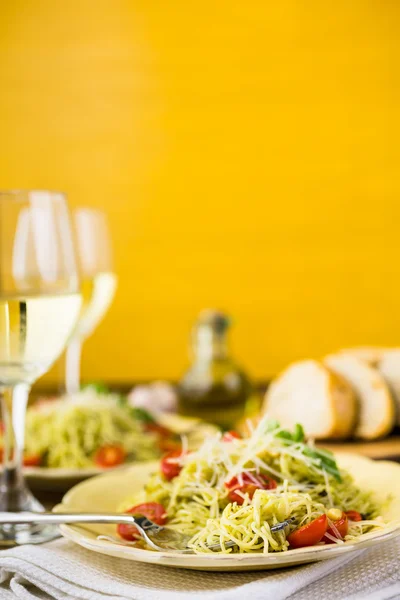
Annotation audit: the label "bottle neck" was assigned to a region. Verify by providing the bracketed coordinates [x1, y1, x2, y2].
[193, 325, 229, 362]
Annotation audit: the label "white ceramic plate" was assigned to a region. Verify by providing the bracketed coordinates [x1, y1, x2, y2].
[56, 453, 400, 571]
[23, 415, 218, 491]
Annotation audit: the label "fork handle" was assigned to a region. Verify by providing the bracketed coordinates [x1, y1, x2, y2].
[0, 512, 136, 526]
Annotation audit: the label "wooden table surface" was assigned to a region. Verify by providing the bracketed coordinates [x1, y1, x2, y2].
[320, 435, 400, 461]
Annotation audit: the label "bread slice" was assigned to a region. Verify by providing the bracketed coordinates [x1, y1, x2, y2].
[377, 350, 400, 426]
[263, 360, 357, 440]
[325, 354, 395, 439]
[338, 347, 388, 368]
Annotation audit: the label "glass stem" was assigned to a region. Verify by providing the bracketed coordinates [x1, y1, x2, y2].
[0, 383, 35, 511]
[65, 338, 82, 395]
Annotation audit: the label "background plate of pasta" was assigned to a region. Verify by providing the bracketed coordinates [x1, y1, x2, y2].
[55, 417, 400, 571]
[0, 386, 217, 491]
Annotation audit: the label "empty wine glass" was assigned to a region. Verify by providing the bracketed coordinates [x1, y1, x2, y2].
[65, 208, 117, 394]
[0, 190, 81, 545]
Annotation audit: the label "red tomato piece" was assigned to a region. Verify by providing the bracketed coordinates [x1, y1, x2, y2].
[117, 502, 167, 541]
[158, 438, 182, 453]
[145, 423, 172, 438]
[287, 514, 328, 549]
[94, 445, 126, 468]
[160, 449, 185, 480]
[145, 423, 180, 452]
[222, 431, 241, 442]
[23, 454, 41, 467]
[225, 472, 277, 504]
[345, 510, 363, 522]
[322, 513, 348, 543]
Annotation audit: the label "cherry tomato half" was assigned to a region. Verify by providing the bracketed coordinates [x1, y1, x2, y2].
[322, 513, 348, 543]
[145, 423, 181, 453]
[23, 454, 41, 467]
[345, 510, 363, 522]
[159, 438, 182, 453]
[94, 445, 126, 468]
[225, 472, 277, 504]
[160, 449, 185, 480]
[287, 514, 328, 549]
[222, 431, 241, 442]
[117, 502, 167, 541]
[145, 422, 172, 438]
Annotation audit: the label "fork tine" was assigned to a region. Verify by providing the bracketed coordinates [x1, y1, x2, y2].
[205, 540, 237, 551]
[270, 517, 295, 532]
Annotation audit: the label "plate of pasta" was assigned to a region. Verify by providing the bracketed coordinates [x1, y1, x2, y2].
[56, 417, 400, 571]
[0, 386, 217, 491]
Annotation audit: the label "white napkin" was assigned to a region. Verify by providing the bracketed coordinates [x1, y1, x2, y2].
[0, 536, 398, 600]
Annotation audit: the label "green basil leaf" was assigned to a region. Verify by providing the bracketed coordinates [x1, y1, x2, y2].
[293, 423, 305, 442]
[275, 430, 293, 441]
[272, 421, 341, 482]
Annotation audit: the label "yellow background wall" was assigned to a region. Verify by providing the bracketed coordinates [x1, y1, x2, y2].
[0, 1, 399, 384]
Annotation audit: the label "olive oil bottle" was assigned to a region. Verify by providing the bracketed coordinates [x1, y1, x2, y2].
[177, 310, 257, 429]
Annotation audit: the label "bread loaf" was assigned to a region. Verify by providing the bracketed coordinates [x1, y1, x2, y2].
[338, 347, 388, 368]
[264, 360, 357, 439]
[377, 350, 400, 426]
[325, 354, 395, 439]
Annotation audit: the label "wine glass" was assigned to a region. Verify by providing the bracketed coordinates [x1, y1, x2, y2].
[0, 190, 81, 545]
[65, 208, 117, 394]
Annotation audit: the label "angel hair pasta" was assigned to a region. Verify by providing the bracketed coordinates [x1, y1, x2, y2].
[118, 418, 388, 553]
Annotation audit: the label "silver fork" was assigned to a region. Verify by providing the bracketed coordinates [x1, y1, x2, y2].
[97, 516, 295, 553]
[0, 512, 294, 553]
[0, 511, 217, 552]
[0, 512, 225, 553]
[97, 516, 238, 553]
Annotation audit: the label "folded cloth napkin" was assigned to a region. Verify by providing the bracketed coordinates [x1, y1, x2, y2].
[0, 536, 398, 600]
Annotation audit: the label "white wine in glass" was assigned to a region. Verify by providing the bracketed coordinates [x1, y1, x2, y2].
[65, 209, 117, 394]
[0, 190, 81, 545]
